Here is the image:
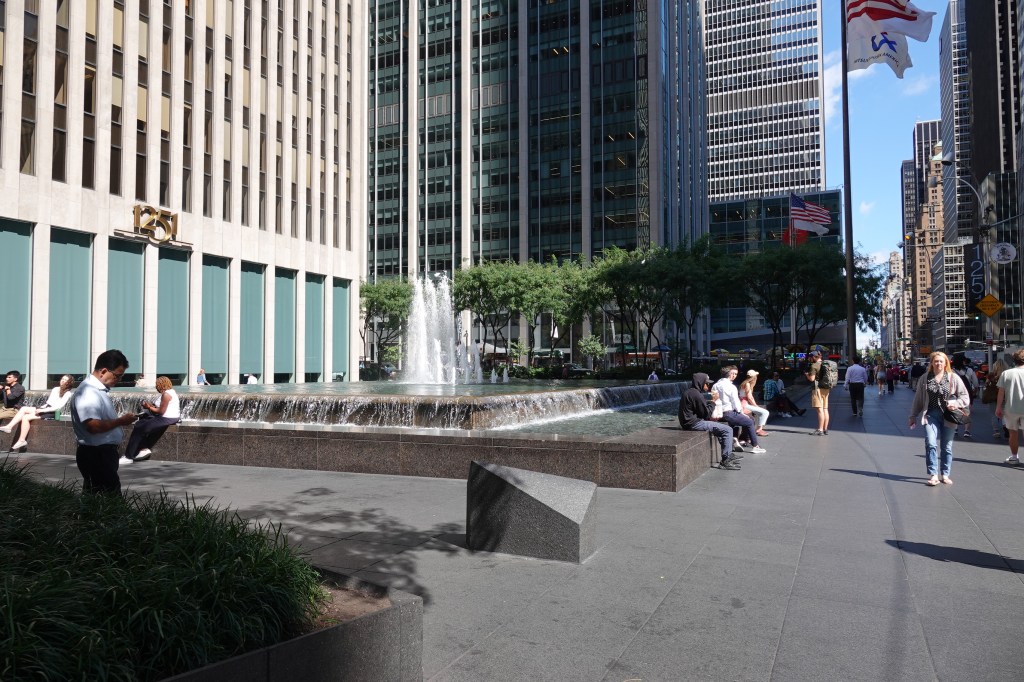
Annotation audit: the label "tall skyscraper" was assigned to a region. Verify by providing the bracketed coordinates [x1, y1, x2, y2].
[703, 0, 826, 202]
[366, 1, 709, 281]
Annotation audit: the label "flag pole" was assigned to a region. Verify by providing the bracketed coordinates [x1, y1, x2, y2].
[840, 0, 857, 363]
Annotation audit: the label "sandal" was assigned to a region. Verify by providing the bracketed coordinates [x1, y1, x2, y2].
[926, 476, 939, 486]
[755, 430, 769, 437]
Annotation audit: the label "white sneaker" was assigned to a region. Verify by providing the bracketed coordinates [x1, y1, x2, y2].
[750, 446, 767, 454]
[135, 449, 152, 461]
[11, 439, 27, 450]
[118, 456, 134, 465]
[1004, 455, 1020, 465]
[0, 425, 12, 433]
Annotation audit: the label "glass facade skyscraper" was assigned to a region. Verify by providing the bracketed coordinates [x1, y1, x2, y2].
[366, 1, 709, 281]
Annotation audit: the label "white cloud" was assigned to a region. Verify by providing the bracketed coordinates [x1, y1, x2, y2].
[859, 201, 876, 215]
[902, 74, 938, 97]
[823, 50, 873, 128]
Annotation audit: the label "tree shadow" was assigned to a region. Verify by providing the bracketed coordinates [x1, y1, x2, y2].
[886, 539, 1022, 573]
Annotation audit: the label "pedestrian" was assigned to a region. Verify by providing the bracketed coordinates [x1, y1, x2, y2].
[647, 369, 660, 382]
[886, 363, 898, 394]
[876, 358, 887, 396]
[195, 368, 209, 385]
[738, 370, 770, 436]
[995, 349, 1024, 465]
[951, 357, 977, 438]
[713, 365, 766, 453]
[678, 372, 741, 470]
[805, 350, 831, 435]
[983, 358, 1008, 438]
[120, 376, 181, 464]
[845, 356, 869, 417]
[69, 349, 139, 495]
[908, 352, 970, 486]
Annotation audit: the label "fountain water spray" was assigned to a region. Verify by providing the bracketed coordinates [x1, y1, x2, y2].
[404, 274, 483, 384]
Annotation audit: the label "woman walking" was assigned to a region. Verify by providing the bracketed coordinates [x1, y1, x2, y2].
[908, 352, 971, 486]
[876, 359, 887, 396]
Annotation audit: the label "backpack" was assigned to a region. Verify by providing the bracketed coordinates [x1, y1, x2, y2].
[817, 360, 838, 389]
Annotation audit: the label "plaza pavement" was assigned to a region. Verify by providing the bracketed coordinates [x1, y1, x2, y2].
[11, 382, 1024, 681]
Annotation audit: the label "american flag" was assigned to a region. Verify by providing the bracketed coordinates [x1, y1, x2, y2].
[847, 0, 920, 23]
[789, 193, 832, 227]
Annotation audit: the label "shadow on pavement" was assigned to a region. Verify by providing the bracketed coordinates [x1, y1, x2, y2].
[887, 539, 1021, 572]
[830, 468, 924, 484]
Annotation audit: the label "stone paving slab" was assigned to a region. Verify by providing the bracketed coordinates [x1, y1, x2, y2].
[9, 381, 1024, 680]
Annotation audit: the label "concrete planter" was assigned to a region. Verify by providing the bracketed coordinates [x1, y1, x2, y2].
[162, 571, 422, 682]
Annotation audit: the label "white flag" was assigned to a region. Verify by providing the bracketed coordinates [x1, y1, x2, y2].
[847, 0, 935, 43]
[848, 30, 913, 79]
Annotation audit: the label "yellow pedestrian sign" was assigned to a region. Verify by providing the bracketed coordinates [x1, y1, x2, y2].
[976, 294, 1003, 318]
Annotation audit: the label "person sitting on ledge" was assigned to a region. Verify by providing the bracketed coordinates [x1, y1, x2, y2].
[1, 374, 75, 450]
[120, 376, 181, 464]
[678, 373, 741, 470]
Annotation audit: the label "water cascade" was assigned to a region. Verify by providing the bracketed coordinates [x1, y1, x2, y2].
[404, 274, 483, 384]
[502, 367, 510, 383]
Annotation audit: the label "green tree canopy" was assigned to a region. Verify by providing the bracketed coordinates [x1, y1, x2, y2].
[359, 278, 412, 361]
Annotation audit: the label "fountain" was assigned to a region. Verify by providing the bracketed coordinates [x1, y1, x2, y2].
[404, 275, 462, 384]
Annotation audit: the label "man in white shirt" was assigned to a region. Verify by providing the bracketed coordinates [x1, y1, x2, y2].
[996, 348, 1024, 465]
[713, 365, 766, 454]
[845, 358, 869, 417]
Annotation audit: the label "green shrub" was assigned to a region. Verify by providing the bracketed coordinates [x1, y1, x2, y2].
[0, 458, 327, 681]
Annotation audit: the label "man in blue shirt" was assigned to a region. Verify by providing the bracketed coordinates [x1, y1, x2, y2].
[70, 349, 138, 495]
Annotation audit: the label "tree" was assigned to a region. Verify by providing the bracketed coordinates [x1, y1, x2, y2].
[795, 245, 886, 348]
[452, 261, 519, 364]
[592, 246, 667, 367]
[735, 247, 804, 369]
[359, 279, 412, 362]
[516, 259, 566, 366]
[663, 236, 725, 365]
[551, 256, 608, 353]
[577, 334, 605, 368]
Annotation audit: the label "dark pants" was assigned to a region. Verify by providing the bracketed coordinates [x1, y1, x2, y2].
[124, 415, 179, 460]
[849, 383, 865, 414]
[887, 379, 895, 393]
[721, 410, 759, 446]
[76, 443, 121, 495]
[688, 420, 734, 461]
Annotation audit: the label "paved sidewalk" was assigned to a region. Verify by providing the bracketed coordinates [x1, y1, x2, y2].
[12, 383, 1024, 680]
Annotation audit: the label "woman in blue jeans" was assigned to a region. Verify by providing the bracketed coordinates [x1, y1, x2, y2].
[908, 352, 970, 486]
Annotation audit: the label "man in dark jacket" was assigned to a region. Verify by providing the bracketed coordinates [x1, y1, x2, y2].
[0, 370, 25, 422]
[678, 372, 741, 470]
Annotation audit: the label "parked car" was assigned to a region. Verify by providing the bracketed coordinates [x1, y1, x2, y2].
[358, 362, 397, 381]
[561, 363, 595, 378]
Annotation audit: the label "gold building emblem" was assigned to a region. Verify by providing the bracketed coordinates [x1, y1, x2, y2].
[133, 205, 179, 245]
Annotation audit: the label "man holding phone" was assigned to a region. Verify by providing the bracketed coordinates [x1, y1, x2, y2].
[70, 349, 139, 495]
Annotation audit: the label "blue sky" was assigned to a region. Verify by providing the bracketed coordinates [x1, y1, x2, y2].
[820, 0, 943, 345]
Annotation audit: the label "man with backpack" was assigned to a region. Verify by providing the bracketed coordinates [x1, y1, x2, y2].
[805, 350, 836, 435]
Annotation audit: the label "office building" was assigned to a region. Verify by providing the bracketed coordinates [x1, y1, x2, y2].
[0, 0, 365, 388]
[366, 1, 709, 281]
[703, 0, 825, 202]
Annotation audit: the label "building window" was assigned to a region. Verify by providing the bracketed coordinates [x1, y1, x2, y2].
[20, 3, 39, 175]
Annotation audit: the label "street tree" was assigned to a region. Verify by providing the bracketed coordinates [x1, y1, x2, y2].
[359, 278, 412, 362]
[452, 260, 519, 363]
[663, 236, 725, 365]
[736, 247, 804, 369]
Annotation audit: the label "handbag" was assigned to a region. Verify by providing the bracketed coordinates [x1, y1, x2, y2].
[942, 406, 970, 424]
[710, 402, 724, 420]
[982, 379, 998, 404]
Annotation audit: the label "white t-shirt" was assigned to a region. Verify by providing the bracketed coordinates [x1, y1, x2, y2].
[713, 378, 743, 412]
[154, 389, 181, 419]
[997, 367, 1024, 415]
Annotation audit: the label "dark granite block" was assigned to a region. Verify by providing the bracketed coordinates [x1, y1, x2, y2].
[599, 450, 678, 492]
[242, 435, 319, 470]
[318, 439, 403, 475]
[467, 461, 597, 563]
[397, 442, 494, 479]
[484, 446, 601, 484]
[175, 432, 246, 466]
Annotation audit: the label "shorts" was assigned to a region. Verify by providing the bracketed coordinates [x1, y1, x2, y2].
[811, 387, 830, 408]
[1004, 413, 1024, 431]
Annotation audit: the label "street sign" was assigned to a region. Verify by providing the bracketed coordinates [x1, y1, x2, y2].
[976, 294, 1004, 318]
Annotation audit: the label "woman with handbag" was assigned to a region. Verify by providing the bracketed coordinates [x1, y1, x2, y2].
[908, 352, 971, 486]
